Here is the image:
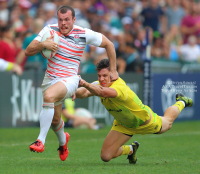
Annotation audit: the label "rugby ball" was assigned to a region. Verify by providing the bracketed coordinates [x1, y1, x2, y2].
[41, 30, 60, 59]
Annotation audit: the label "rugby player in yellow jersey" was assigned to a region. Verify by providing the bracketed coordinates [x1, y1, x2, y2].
[74, 59, 193, 164]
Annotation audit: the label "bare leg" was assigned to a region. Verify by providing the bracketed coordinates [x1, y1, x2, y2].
[164, 106, 180, 123]
[52, 104, 63, 127]
[101, 130, 131, 162]
[51, 104, 67, 146]
[159, 106, 180, 134]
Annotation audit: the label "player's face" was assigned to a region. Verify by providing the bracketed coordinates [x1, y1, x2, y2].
[98, 68, 112, 87]
[58, 10, 76, 35]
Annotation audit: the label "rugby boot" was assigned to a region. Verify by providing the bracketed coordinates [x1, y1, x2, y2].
[176, 93, 193, 107]
[127, 141, 140, 164]
[29, 139, 44, 152]
[58, 132, 70, 161]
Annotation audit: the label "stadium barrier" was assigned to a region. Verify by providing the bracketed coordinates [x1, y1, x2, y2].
[1, 70, 199, 128]
[0, 71, 143, 127]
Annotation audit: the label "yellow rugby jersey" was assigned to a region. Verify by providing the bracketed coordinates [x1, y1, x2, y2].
[96, 78, 150, 128]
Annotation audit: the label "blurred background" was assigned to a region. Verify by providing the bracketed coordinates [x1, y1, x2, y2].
[0, 0, 200, 128]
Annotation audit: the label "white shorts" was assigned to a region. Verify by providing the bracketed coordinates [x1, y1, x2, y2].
[41, 74, 80, 106]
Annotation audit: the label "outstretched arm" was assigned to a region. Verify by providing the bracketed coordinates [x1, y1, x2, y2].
[75, 87, 94, 99]
[99, 35, 119, 81]
[78, 79, 117, 98]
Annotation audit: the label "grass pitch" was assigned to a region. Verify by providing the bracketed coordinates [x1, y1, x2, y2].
[0, 121, 200, 174]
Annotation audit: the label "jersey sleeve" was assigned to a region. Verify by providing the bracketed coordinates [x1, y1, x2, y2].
[110, 82, 128, 101]
[0, 59, 13, 71]
[34, 26, 50, 42]
[85, 28, 102, 47]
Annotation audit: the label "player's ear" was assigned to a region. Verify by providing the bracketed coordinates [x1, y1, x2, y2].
[109, 74, 112, 82]
[73, 17, 76, 23]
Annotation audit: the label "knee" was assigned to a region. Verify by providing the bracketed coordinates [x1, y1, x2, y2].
[101, 151, 112, 162]
[44, 90, 55, 103]
[159, 119, 172, 134]
[168, 124, 172, 130]
[165, 118, 173, 131]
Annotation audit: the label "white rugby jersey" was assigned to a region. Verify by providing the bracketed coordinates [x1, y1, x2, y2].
[35, 24, 102, 78]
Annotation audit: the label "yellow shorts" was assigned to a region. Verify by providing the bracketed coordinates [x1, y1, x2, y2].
[111, 108, 162, 136]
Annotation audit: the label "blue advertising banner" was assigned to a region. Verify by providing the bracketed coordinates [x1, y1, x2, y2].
[152, 73, 200, 121]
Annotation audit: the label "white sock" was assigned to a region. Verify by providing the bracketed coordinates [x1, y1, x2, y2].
[37, 103, 54, 144]
[52, 119, 66, 146]
[180, 101, 185, 107]
[129, 145, 133, 155]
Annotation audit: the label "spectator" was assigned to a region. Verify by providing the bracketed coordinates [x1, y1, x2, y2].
[121, 16, 133, 33]
[10, 6, 23, 31]
[131, 17, 143, 37]
[0, 0, 9, 26]
[177, 35, 200, 62]
[181, 1, 200, 44]
[133, 28, 154, 59]
[122, 0, 136, 17]
[180, 0, 191, 15]
[115, 33, 127, 74]
[151, 36, 165, 58]
[19, 0, 32, 22]
[16, 15, 33, 34]
[43, 2, 57, 26]
[166, 0, 185, 30]
[14, 33, 27, 70]
[164, 24, 182, 61]
[0, 25, 17, 63]
[140, 0, 166, 34]
[132, 0, 143, 19]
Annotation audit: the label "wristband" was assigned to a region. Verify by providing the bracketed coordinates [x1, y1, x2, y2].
[6, 62, 14, 71]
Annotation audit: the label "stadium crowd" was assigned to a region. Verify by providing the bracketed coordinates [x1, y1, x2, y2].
[1, 0, 200, 75]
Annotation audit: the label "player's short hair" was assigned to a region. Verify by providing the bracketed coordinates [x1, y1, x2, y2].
[96, 59, 110, 71]
[57, 5, 75, 18]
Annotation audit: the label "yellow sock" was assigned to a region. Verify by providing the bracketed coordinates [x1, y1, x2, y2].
[121, 145, 133, 155]
[173, 101, 185, 112]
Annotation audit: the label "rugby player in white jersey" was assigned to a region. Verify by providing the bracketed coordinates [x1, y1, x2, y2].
[25, 5, 118, 161]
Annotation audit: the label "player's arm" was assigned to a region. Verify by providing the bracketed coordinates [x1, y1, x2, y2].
[25, 26, 59, 57]
[25, 40, 44, 56]
[85, 29, 118, 81]
[79, 79, 117, 98]
[25, 36, 58, 57]
[75, 87, 94, 99]
[99, 35, 118, 81]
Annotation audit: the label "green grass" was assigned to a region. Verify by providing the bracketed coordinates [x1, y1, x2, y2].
[0, 121, 200, 174]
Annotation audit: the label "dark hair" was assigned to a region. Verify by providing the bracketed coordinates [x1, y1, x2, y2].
[96, 59, 110, 71]
[57, 5, 75, 18]
[0, 25, 12, 33]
